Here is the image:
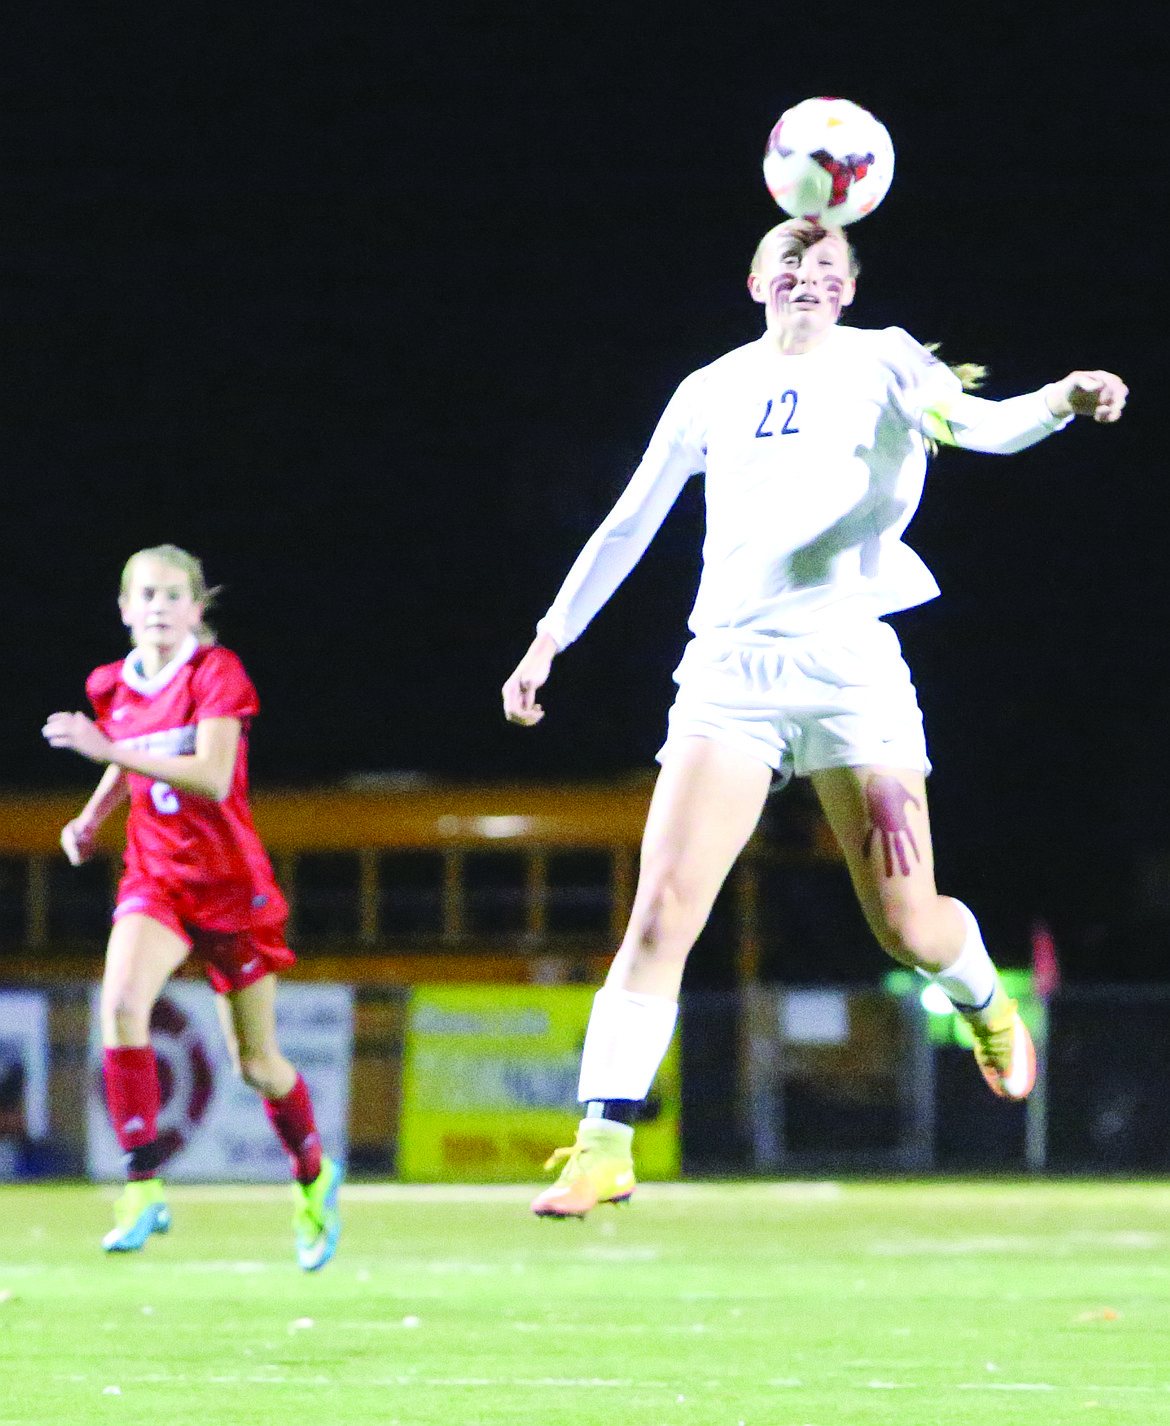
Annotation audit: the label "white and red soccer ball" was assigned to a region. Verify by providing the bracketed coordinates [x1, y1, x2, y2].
[763, 97, 894, 226]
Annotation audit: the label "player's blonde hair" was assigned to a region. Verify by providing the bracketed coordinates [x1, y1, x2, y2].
[119, 544, 220, 645]
[750, 217, 861, 279]
[924, 343, 987, 392]
[920, 346, 989, 455]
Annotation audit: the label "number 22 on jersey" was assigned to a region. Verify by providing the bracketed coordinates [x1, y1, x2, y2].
[755, 391, 799, 438]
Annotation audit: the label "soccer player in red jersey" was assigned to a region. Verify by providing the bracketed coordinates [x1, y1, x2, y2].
[43, 544, 341, 1268]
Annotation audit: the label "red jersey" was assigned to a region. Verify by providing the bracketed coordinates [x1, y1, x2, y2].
[87, 638, 287, 933]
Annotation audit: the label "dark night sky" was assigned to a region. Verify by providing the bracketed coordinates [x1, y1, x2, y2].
[2, 3, 1165, 973]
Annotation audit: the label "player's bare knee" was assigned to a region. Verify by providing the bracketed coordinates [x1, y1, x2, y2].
[631, 878, 707, 961]
[238, 1053, 277, 1096]
[101, 987, 153, 1045]
[871, 905, 940, 968]
[239, 1051, 294, 1099]
[240, 1062, 280, 1096]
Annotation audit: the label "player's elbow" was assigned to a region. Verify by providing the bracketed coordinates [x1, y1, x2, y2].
[201, 768, 233, 803]
[195, 752, 236, 803]
[194, 782, 231, 804]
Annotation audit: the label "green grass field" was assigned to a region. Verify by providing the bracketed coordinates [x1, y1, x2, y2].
[1, 1180, 1168, 1425]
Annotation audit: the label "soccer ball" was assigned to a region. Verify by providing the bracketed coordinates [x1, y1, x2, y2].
[763, 97, 894, 226]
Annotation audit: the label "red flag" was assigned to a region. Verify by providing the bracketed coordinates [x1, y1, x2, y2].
[1031, 920, 1061, 999]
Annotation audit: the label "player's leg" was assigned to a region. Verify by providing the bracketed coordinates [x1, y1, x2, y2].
[224, 973, 341, 1270]
[214, 991, 242, 1077]
[811, 765, 1034, 1099]
[99, 912, 189, 1252]
[222, 974, 297, 1100]
[533, 735, 773, 1217]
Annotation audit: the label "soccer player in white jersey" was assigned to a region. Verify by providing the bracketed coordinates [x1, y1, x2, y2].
[502, 218, 1128, 1218]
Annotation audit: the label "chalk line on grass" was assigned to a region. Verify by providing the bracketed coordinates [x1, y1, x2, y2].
[102, 1181, 842, 1206]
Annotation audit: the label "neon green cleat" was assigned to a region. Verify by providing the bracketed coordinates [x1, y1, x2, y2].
[531, 1121, 636, 1219]
[292, 1157, 343, 1271]
[963, 985, 1036, 1101]
[102, 1178, 171, 1253]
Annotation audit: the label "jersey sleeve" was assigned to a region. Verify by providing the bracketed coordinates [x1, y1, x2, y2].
[85, 664, 122, 730]
[883, 328, 1075, 455]
[881, 327, 965, 430]
[536, 372, 708, 649]
[189, 648, 260, 724]
[922, 388, 1074, 454]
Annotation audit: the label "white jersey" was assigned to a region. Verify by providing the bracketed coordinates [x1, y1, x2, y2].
[538, 325, 1071, 647]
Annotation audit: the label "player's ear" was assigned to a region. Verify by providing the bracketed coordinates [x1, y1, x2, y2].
[839, 276, 856, 310]
[747, 271, 766, 304]
[119, 597, 132, 629]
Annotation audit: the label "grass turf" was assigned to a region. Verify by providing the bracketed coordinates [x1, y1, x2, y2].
[0, 1180, 1168, 1425]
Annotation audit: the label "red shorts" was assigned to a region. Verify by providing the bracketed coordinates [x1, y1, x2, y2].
[112, 882, 296, 994]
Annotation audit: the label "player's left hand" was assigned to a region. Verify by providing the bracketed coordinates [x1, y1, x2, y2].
[1046, 370, 1128, 423]
[42, 711, 113, 763]
[61, 819, 97, 866]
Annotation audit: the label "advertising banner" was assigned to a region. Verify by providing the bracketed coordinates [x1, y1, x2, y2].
[0, 991, 50, 1141]
[86, 981, 353, 1182]
[398, 984, 680, 1181]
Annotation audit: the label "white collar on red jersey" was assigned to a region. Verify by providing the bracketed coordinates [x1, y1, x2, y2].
[121, 633, 200, 697]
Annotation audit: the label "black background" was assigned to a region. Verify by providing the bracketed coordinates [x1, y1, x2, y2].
[2, 3, 1164, 976]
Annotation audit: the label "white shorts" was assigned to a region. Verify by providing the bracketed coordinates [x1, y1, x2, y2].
[658, 621, 930, 783]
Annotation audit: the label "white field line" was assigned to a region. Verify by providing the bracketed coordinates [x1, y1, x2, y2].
[869, 1229, 1165, 1255]
[48, 1372, 1170, 1393]
[956, 1383, 1056, 1391]
[93, 1180, 844, 1205]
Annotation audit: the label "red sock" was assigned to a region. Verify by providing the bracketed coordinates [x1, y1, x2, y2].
[265, 1074, 322, 1185]
[102, 1047, 161, 1180]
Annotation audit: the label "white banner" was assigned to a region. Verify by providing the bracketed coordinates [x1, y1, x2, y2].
[0, 992, 50, 1140]
[86, 982, 353, 1182]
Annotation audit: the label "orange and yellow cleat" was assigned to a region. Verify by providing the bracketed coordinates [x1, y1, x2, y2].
[965, 994, 1036, 1101]
[531, 1122, 636, 1219]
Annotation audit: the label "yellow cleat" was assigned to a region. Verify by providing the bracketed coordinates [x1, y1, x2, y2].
[292, 1157, 343, 1271]
[530, 1122, 636, 1219]
[963, 991, 1036, 1101]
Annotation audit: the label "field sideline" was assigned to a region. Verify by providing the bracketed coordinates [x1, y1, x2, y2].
[1, 1180, 1167, 1425]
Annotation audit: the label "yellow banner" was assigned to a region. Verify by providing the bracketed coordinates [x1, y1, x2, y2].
[398, 985, 680, 1182]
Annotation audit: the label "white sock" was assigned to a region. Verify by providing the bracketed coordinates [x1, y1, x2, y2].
[920, 900, 998, 1011]
[576, 988, 678, 1103]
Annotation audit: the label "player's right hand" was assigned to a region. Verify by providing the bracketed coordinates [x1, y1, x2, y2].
[60, 819, 96, 866]
[502, 633, 558, 726]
